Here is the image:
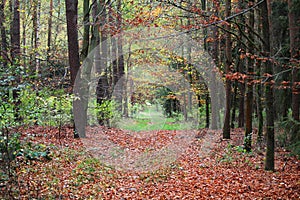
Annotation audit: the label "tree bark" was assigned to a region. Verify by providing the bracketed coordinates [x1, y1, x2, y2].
[262, 0, 275, 171]
[47, 0, 53, 62]
[0, 0, 8, 66]
[210, 1, 220, 129]
[10, 0, 20, 62]
[80, 0, 90, 61]
[65, 0, 82, 138]
[223, 0, 232, 139]
[244, 0, 254, 152]
[289, 0, 300, 122]
[237, 0, 246, 128]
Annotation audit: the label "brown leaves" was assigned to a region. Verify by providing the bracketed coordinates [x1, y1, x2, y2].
[8, 126, 300, 199]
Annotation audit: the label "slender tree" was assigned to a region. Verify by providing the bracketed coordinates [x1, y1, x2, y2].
[244, 0, 255, 152]
[10, 0, 20, 62]
[80, 0, 90, 61]
[223, 0, 232, 139]
[262, 0, 275, 171]
[0, 0, 8, 66]
[255, 4, 263, 142]
[237, 0, 246, 128]
[47, 0, 53, 62]
[32, 0, 41, 75]
[210, 0, 220, 129]
[288, 0, 300, 123]
[65, 0, 82, 138]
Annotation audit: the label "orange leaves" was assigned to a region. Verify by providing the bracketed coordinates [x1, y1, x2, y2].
[11, 126, 300, 199]
[226, 72, 248, 83]
[206, 37, 214, 43]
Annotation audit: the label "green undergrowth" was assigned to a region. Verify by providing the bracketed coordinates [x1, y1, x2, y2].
[116, 105, 197, 131]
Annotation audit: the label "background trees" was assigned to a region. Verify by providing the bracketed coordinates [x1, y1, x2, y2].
[0, 0, 299, 172]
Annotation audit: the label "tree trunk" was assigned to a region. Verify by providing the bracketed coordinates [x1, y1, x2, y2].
[32, 0, 41, 76]
[65, 0, 82, 138]
[262, 0, 275, 171]
[97, 0, 110, 125]
[223, 0, 232, 139]
[80, 0, 90, 61]
[244, 0, 254, 152]
[21, 0, 27, 69]
[10, 0, 20, 62]
[0, 0, 8, 66]
[231, 82, 237, 128]
[237, 0, 245, 128]
[288, 0, 300, 123]
[205, 93, 210, 128]
[210, 1, 220, 129]
[256, 5, 263, 142]
[116, 0, 125, 114]
[47, 0, 53, 62]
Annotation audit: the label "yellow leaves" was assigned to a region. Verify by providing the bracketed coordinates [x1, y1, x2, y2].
[151, 6, 162, 18]
[142, 6, 163, 21]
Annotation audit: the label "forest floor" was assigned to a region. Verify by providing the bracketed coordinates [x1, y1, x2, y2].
[1, 125, 300, 199]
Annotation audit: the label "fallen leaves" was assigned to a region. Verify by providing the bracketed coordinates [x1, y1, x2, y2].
[1, 126, 299, 199]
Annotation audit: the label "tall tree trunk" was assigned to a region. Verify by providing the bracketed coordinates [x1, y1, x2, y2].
[256, 63, 264, 142]
[256, 5, 263, 142]
[10, 0, 20, 62]
[32, 0, 41, 76]
[202, 0, 209, 128]
[80, 0, 90, 61]
[0, 0, 8, 66]
[288, 0, 300, 123]
[205, 93, 210, 128]
[244, 0, 254, 152]
[96, 0, 110, 125]
[21, 0, 27, 70]
[223, 0, 232, 139]
[115, 0, 125, 114]
[237, 0, 245, 128]
[262, 0, 275, 171]
[10, 0, 21, 122]
[210, 0, 220, 129]
[47, 0, 53, 62]
[231, 82, 237, 128]
[65, 0, 82, 138]
[53, 0, 61, 47]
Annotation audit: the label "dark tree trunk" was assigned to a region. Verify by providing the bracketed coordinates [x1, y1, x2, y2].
[65, 0, 82, 138]
[210, 1, 220, 129]
[80, 0, 90, 61]
[10, 0, 20, 62]
[262, 0, 275, 171]
[255, 5, 264, 142]
[231, 82, 237, 128]
[288, 0, 300, 123]
[244, 0, 254, 152]
[223, 0, 232, 139]
[205, 93, 210, 128]
[66, 0, 80, 87]
[97, 0, 110, 125]
[237, 0, 245, 128]
[0, 0, 8, 66]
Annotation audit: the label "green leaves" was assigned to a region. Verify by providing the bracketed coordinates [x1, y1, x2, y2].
[18, 143, 52, 161]
[0, 132, 21, 161]
[0, 85, 73, 126]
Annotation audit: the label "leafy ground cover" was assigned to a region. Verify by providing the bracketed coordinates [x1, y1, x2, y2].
[1, 126, 299, 199]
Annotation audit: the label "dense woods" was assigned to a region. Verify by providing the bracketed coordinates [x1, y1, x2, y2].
[1, 0, 299, 198]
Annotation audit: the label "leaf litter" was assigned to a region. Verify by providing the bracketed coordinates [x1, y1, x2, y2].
[2, 126, 299, 199]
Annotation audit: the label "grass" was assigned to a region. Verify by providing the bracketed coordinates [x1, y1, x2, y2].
[116, 105, 196, 131]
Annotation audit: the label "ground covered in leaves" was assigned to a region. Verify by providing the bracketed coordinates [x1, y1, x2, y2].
[1, 126, 299, 199]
